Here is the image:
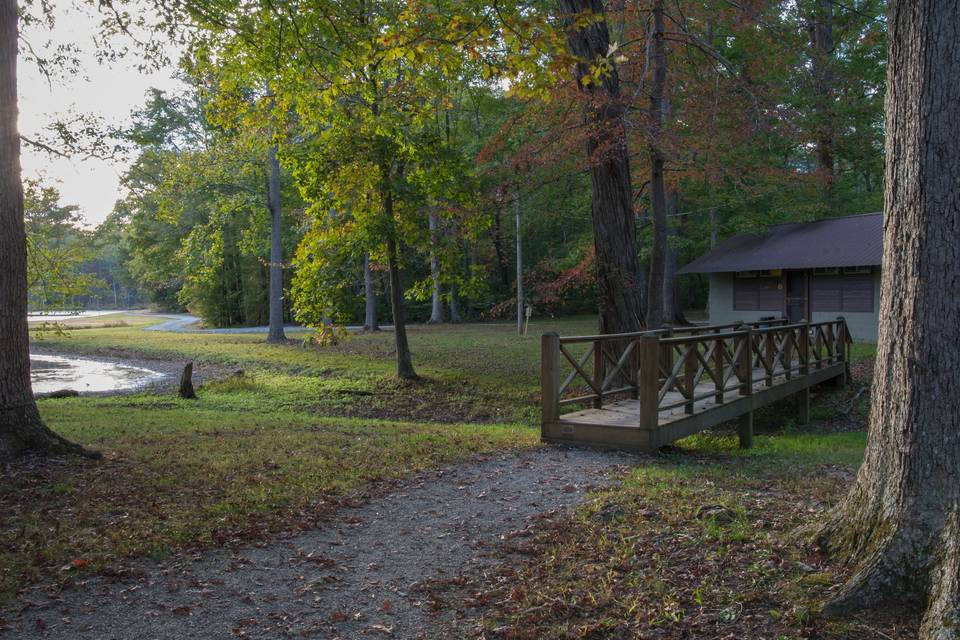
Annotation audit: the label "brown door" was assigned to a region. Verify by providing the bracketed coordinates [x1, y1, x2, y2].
[785, 270, 808, 322]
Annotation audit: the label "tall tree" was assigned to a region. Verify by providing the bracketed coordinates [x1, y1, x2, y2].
[428, 211, 444, 323]
[814, 2, 960, 637]
[662, 190, 681, 325]
[265, 139, 286, 342]
[809, 0, 835, 181]
[557, 0, 645, 334]
[0, 0, 94, 461]
[645, 0, 668, 328]
[363, 253, 379, 331]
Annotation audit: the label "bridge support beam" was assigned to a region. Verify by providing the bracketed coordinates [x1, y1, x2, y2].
[738, 411, 753, 449]
[797, 387, 811, 426]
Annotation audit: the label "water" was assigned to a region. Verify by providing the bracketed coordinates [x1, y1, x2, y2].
[27, 310, 127, 320]
[30, 354, 166, 394]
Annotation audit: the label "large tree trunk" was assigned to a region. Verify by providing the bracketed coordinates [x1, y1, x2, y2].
[558, 0, 645, 335]
[265, 141, 286, 343]
[363, 253, 379, 331]
[645, 0, 668, 329]
[428, 211, 443, 323]
[814, 3, 960, 638]
[0, 0, 95, 462]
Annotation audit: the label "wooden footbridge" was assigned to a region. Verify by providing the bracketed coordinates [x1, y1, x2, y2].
[540, 318, 851, 451]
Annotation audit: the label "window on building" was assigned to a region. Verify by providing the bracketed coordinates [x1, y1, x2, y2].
[811, 268, 874, 313]
[733, 276, 782, 311]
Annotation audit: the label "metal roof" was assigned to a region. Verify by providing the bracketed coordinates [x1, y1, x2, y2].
[678, 213, 883, 274]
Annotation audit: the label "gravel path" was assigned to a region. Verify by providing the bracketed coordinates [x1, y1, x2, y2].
[4, 448, 638, 640]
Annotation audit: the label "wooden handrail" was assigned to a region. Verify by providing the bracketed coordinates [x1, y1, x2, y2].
[557, 318, 789, 345]
[541, 318, 849, 421]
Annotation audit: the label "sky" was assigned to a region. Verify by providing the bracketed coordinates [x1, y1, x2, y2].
[18, 2, 184, 227]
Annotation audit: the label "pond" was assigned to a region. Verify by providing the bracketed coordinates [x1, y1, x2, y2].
[30, 354, 167, 395]
[28, 310, 128, 320]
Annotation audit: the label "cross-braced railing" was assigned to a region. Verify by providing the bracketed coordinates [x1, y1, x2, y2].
[541, 317, 850, 429]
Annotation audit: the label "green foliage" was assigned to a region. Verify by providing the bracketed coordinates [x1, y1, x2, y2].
[104, 0, 888, 325]
[114, 87, 303, 324]
[24, 179, 103, 310]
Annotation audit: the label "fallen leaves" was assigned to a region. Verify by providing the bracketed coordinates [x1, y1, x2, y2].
[468, 454, 913, 639]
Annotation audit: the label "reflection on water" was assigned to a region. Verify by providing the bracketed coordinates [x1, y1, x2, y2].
[31, 355, 166, 394]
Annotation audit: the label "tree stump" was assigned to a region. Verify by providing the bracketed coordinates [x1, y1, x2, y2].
[178, 362, 196, 399]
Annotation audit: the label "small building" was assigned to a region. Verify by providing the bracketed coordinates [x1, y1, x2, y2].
[678, 213, 882, 341]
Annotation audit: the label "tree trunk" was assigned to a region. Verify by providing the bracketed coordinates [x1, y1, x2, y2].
[810, 0, 835, 201]
[558, 0, 645, 335]
[515, 183, 524, 336]
[428, 211, 443, 323]
[646, 0, 668, 329]
[363, 253, 379, 331]
[709, 205, 718, 248]
[266, 141, 286, 343]
[178, 362, 196, 399]
[662, 190, 678, 324]
[813, 3, 960, 638]
[0, 0, 95, 462]
[449, 283, 461, 323]
[492, 203, 510, 288]
[383, 184, 416, 380]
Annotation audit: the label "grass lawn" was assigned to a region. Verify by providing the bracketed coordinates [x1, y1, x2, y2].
[7, 316, 587, 599]
[3, 315, 881, 634]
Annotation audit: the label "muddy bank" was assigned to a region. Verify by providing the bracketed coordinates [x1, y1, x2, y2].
[30, 346, 231, 398]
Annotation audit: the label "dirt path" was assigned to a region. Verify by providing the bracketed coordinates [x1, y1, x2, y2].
[4, 448, 638, 639]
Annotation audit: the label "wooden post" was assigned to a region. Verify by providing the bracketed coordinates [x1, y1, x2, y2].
[739, 329, 753, 395]
[592, 339, 605, 409]
[684, 343, 696, 415]
[815, 325, 823, 370]
[738, 329, 754, 448]
[713, 336, 724, 404]
[798, 387, 811, 426]
[639, 336, 660, 430]
[799, 321, 810, 376]
[660, 328, 674, 381]
[764, 331, 775, 387]
[837, 316, 849, 387]
[783, 326, 794, 380]
[629, 339, 640, 400]
[541, 333, 560, 426]
[738, 411, 754, 449]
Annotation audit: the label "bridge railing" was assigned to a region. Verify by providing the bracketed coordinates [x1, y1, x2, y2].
[541, 317, 849, 428]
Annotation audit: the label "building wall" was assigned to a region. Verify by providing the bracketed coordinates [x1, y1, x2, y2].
[707, 271, 880, 342]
